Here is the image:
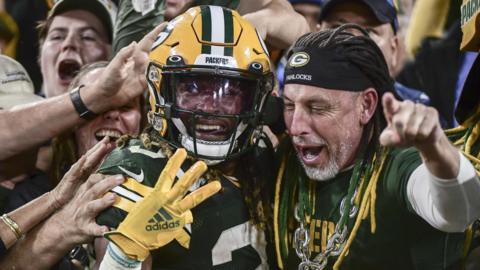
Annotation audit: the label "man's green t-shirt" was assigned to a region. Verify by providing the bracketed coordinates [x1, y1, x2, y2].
[276, 143, 467, 270]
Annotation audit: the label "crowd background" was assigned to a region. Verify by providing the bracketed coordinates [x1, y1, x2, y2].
[0, 0, 480, 269]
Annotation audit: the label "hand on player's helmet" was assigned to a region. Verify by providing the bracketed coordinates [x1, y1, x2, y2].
[104, 149, 221, 261]
[83, 23, 167, 114]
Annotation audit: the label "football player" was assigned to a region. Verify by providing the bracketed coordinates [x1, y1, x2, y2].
[95, 6, 276, 269]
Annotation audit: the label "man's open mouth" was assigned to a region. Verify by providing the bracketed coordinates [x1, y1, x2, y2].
[58, 59, 81, 83]
[297, 145, 327, 165]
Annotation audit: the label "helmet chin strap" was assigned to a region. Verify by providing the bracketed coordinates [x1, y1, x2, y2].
[172, 118, 248, 165]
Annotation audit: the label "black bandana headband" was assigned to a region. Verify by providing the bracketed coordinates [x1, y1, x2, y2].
[284, 47, 374, 92]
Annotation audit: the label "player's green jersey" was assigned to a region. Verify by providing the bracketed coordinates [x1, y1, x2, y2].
[97, 139, 269, 269]
[275, 141, 467, 270]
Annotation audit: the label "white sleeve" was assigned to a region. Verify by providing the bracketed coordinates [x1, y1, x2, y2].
[407, 151, 480, 232]
[99, 243, 142, 270]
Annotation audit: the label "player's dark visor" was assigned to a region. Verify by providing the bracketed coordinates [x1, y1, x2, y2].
[174, 74, 257, 115]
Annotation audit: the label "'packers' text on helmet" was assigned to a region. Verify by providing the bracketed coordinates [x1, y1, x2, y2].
[146, 5, 273, 164]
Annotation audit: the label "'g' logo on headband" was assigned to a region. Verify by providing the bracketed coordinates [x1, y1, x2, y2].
[289, 52, 310, 67]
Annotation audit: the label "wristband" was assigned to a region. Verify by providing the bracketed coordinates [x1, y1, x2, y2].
[70, 85, 98, 120]
[99, 243, 141, 270]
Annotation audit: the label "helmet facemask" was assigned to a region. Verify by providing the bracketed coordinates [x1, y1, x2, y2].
[147, 61, 273, 164]
[146, 5, 274, 164]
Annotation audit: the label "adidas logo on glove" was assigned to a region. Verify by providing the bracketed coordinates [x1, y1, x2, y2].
[146, 220, 180, 231]
[146, 207, 181, 231]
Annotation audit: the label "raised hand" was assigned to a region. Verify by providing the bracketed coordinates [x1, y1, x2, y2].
[49, 137, 114, 210]
[104, 149, 221, 261]
[379, 92, 443, 150]
[84, 23, 167, 114]
[53, 173, 125, 244]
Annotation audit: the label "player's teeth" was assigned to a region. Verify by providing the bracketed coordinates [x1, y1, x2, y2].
[196, 124, 221, 131]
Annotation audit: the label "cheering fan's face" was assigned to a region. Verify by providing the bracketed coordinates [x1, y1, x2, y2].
[283, 84, 371, 181]
[40, 10, 110, 97]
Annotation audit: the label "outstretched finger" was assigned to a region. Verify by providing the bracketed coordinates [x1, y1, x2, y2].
[138, 22, 168, 52]
[382, 92, 400, 123]
[82, 195, 116, 237]
[155, 149, 187, 192]
[167, 161, 207, 202]
[64, 153, 87, 179]
[86, 193, 117, 215]
[84, 174, 124, 200]
[83, 138, 114, 175]
[132, 23, 168, 84]
[84, 173, 109, 189]
[177, 181, 221, 212]
[51, 154, 88, 207]
[84, 136, 110, 157]
[107, 41, 136, 73]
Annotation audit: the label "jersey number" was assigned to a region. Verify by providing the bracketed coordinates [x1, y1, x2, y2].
[211, 221, 269, 269]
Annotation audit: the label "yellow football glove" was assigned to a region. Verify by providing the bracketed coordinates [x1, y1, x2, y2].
[106, 177, 194, 250]
[104, 149, 221, 261]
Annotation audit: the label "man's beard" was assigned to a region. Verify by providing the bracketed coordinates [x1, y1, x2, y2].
[292, 135, 340, 181]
